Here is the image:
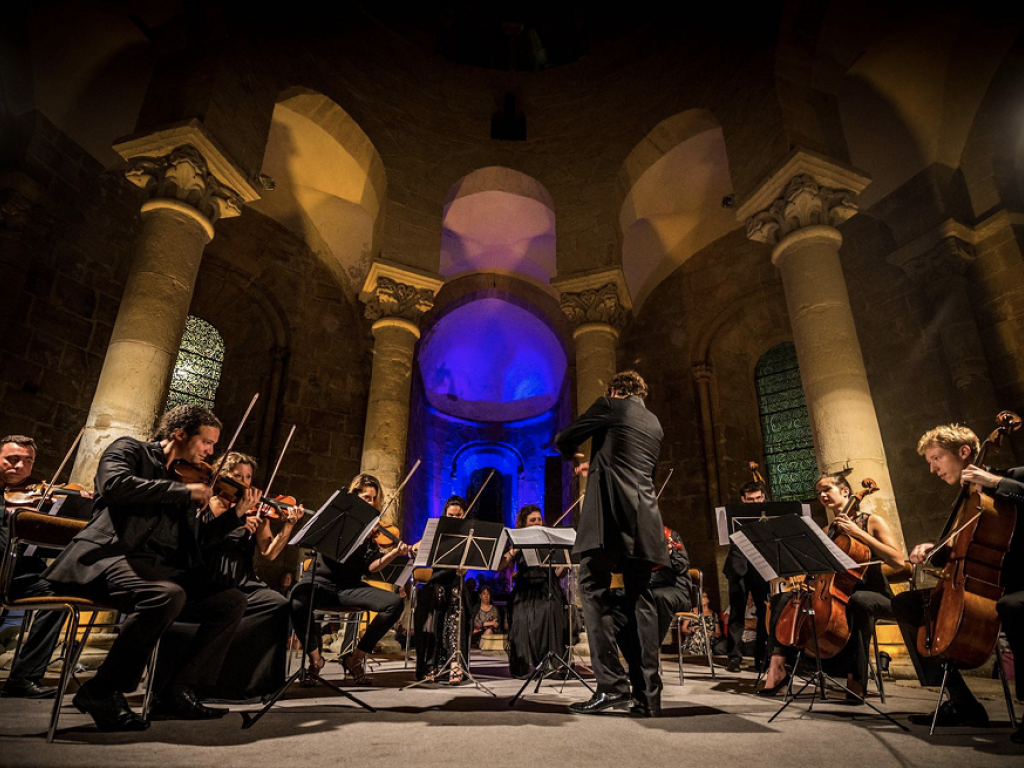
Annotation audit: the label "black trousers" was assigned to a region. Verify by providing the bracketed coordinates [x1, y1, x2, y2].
[891, 587, 1024, 703]
[289, 579, 403, 656]
[7, 574, 65, 685]
[54, 556, 247, 696]
[580, 549, 661, 705]
[651, 585, 690, 644]
[726, 572, 769, 665]
[845, 590, 924, 687]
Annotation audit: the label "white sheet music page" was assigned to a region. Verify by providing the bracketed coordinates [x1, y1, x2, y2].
[412, 518, 440, 567]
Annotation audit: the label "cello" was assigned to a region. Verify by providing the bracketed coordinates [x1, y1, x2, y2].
[774, 478, 879, 659]
[916, 410, 1021, 669]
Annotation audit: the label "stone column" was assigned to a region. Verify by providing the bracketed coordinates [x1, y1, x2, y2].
[72, 124, 258, 484]
[888, 224, 999, 432]
[360, 261, 444, 525]
[693, 363, 721, 509]
[554, 273, 629, 462]
[740, 158, 905, 552]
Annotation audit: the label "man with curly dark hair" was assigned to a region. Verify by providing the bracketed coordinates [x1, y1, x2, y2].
[44, 404, 247, 732]
[555, 370, 669, 717]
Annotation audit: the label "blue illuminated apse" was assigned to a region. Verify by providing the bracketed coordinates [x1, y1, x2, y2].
[404, 296, 571, 542]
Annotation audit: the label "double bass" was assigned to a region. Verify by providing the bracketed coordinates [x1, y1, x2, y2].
[774, 478, 879, 659]
[917, 410, 1021, 668]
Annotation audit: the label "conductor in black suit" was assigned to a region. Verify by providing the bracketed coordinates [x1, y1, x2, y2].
[555, 370, 669, 717]
[44, 404, 248, 732]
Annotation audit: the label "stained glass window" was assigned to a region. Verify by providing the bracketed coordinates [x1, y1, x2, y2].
[755, 342, 817, 501]
[166, 316, 225, 410]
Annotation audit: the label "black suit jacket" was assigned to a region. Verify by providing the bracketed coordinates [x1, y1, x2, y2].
[555, 396, 669, 567]
[993, 467, 1024, 592]
[44, 437, 237, 586]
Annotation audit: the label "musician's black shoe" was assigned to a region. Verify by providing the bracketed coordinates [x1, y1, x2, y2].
[1011, 721, 1024, 744]
[150, 685, 229, 721]
[567, 692, 632, 714]
[755, 674, 791, 697]
[629, 693, 662, 718]
[908, 700, 989, 728]
[72, 682, 150, 732]
[1, 680, 58, 699]
[726, 658, 743, 673]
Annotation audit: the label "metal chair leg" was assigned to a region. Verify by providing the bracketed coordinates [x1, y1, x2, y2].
[870, 619, 886, 703]
[995, 641, 1018, 729]
[142, 639, 160, 720]
[46, 607, 78, 744]
[677, 616, 685, 685]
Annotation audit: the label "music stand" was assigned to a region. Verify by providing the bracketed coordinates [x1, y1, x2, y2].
[732, 515, 908, 731]
[402, 516, 506, 695]
[507, 526, 593, 706]
[240, 491, 379, 729]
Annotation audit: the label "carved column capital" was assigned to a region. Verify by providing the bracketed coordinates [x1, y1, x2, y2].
[692, 363, 714, 383]
[559, 283, 627, 330]
[887, 221, 980, 286]
[125, 145, 244, 224]
[361, 259, 444, 323]
[736, 150, 870, 247]
[745, 174, 860, 246]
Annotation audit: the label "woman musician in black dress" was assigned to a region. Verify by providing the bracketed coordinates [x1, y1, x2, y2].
[501, 504, 569, 679]
[288, 474, 409, 684]
[412, 496, 473, 684]
[758, 473, 904, 700]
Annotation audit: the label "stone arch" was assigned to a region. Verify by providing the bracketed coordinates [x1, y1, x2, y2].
[251, 87, 388, 289]
[441, 166, 556, 285]
[617, 110, 740, 308]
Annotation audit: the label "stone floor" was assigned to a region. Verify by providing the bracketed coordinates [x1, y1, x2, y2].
[0, 652, 1021, 768]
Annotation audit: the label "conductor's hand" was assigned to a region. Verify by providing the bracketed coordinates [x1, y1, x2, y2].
[187, 483, 213, 505]
[574, 461, 590, 479]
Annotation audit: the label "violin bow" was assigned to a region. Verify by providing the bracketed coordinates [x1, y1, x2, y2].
[552, 492, 584, 527]
[378, 458, 422, 521]
[656, 468, 674, 500]
[33, 425, 85, 513]
[463, 468, 496, 517]
[261, 423, 295, 502]
[201, 392, 258, 515]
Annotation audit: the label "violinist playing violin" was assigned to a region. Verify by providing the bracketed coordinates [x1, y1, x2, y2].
[288, 473, 408, 686]
[759, 472, 905, 701]
[1, 436, 90, 699]
[157, 451, 302, 701]
[893, 424, 1024, 743]
[42, 405, 248, 731]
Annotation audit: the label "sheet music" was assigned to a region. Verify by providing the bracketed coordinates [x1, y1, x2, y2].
[412, 518, 440, 567]
[731, 531, 778, 580]
[505, 526, 575, 548]
[731, 515, 860, 581]
[716, 503, 812, 546]
[487, 528, 510, 570]
[289, 490, 339, 546]
[395, 561, 416, 586]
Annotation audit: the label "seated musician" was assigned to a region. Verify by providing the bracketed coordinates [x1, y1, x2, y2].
[288, 473, 408, 685]
[412, 496, 473, 684]
[157, 451, 300, 700]
[42, 405, 249, 731]
[758, 473, 904, 699]
[892, 425, 1024, 743]
[651, 526, 692, 647]
[1, 435, 88, 699]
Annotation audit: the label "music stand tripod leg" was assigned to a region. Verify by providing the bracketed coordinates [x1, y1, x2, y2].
[241, 560, 375, 729]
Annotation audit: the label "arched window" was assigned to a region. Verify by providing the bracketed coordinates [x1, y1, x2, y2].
[754, 342, 817, 501]
[166, 316, 225, 410]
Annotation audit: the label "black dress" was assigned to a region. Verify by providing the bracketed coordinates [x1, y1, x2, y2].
[158, 517, 291, 701]
[506, 555, 569, 679]
[414, 568, 471, 680]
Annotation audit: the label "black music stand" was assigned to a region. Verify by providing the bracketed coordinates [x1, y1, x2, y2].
[507, 526, 593, 706]
[402, 516, 506, 695]
[732, 515, 908, 731]
[240, 491, 379, 729]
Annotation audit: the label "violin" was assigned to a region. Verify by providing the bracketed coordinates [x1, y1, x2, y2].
[4, 482, 90, 507]
[774, 478, 879, 659]
[916, 410, 1021, 668]
[171, 459, 255, 504]
[374, 523, 402, 549]
[253, 494, 304, 523]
